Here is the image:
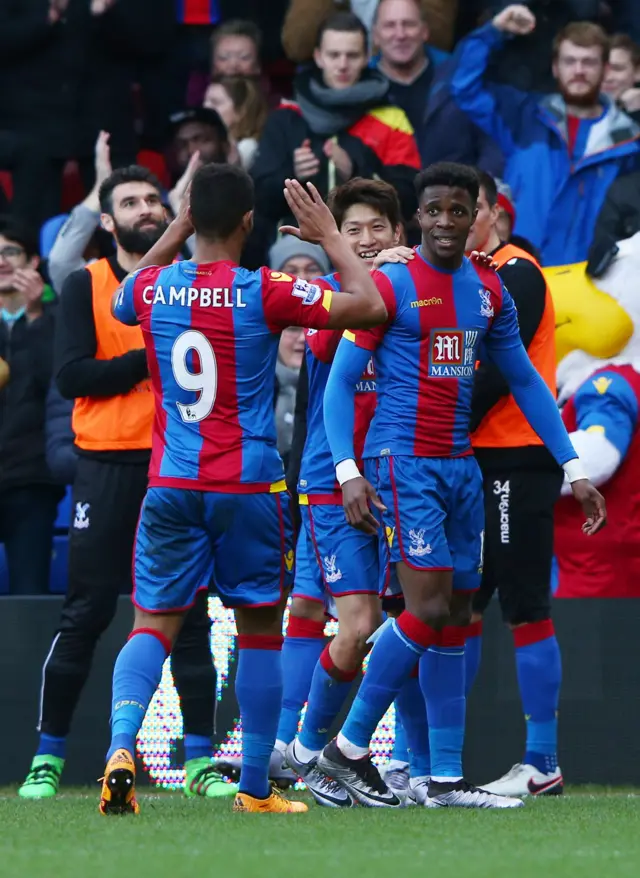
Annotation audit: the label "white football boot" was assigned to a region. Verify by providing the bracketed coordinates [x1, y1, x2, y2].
[481, 763, 564, 797]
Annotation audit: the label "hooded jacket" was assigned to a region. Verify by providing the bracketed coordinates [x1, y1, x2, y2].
[450, 23, 640, 266]
[252, 66, 421, 227]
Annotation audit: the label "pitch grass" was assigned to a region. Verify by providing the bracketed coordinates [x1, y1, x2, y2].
[1, 788, 639, 878]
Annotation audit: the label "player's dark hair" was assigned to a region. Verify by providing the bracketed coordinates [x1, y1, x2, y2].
[189, 163, 254, 240]
[415, 162, 480, 206]
[211, 19, 262, 55]
[328, 177, 401, 231]
[99, 165, 162, 215]
[475, 169, 498, 207]
[316, 11, 368, 52]
[0, 215, 39, 258]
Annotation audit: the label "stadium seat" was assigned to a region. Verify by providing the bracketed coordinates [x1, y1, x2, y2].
[0, 545, 8, 595]
[54, 486, 73, 533]
[40, 214, 70, 260]
[0, 171, 12, 202]
[49, 535, 69, 595]
[550, 556, 559, 595]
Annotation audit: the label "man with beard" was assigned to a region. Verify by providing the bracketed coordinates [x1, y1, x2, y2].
[449, 4, 640, 266]
[18, 168, 237, 803]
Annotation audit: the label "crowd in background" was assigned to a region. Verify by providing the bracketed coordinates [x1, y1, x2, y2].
[1, 0, 640, 595]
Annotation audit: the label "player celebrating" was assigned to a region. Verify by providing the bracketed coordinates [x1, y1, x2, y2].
[279, 178, 494, 805]
[279, 179, 414, 806]
[317, 162, 606, 809]
[98, 164, 387, 816]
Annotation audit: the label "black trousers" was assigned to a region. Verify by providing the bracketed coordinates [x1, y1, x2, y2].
[39, 456, 216, 739]
[473, 466, 564, 625]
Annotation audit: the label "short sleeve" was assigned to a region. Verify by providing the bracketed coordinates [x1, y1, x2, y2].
[574, 371, 638, 457]
[484, 282, 522, 354]
[113, 265, 160, 327]
[306, 328, 343, 363]
[261, 268, 334, 332]
[112, 271, 140, 326]
[346, 269, 398, 352]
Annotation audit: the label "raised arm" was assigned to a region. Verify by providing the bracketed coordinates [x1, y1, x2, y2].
[449, 6, 536, 156]
[279, 180, 387, 329]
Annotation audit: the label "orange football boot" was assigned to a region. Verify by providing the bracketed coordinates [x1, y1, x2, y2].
[99, 749, 140, 815]
[233, 787, 308, 813]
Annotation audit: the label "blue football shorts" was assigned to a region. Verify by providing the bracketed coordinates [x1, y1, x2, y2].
[133, 487, 293, 612]
[371, 455, 485, 592]
[291, 503, 379, 612]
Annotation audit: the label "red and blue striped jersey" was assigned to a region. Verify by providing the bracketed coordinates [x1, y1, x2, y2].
[349, 249, 520, 459]
[176, 0, 220, 25]
[114, 260, 333, 492]
[298, 272, 380, 502]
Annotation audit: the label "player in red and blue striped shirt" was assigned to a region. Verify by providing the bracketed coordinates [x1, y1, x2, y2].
[278, 181, 406, 806]
[98, 164, 387, 816]
[317, 162, 606, 809]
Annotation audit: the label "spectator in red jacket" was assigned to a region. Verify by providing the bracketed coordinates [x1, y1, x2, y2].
[251, 11, 421, 243]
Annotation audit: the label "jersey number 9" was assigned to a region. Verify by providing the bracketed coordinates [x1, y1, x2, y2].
[171, 329, 217, 423]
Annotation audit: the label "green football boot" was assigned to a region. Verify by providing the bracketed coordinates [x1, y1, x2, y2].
[184, 757, 238, 798]
[18, 755, 65, 799]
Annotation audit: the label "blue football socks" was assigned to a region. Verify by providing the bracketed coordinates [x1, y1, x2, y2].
[395, 671, 430, 778]
[420, 628, 466, 780]
[184, 734, 212, 762]
[340, 612, 435, 751]
[464, 620, 483, 695]
[276, 615, 325, 746]
[514, 620, 561, 774]
[298, 645, 359, 753]
[391, 711, 409, 765]
[236, 634, 284, 799]
[108, 629, 170, 760]
[36, 734, 66, 760]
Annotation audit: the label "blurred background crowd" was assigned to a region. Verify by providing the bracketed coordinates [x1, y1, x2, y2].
[1, 0, 640, 597]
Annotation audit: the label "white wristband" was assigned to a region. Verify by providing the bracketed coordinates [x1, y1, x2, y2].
[563, 458, 588, 483]
[336, 459, 362, 486]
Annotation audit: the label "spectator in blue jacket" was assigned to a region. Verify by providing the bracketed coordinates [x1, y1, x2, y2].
[371, 0, 503, 175]
[450, 3, 640, 266]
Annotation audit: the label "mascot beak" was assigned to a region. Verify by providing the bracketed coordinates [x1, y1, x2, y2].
[544, 261, 633, 364]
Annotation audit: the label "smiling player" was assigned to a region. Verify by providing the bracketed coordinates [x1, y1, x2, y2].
[278, 179, 412, 806]
[316, 161, 606, 809]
